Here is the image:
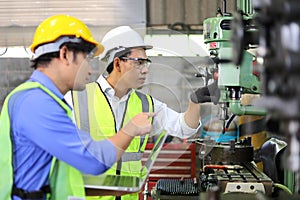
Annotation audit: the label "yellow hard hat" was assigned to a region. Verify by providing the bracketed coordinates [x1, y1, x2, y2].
[30, 14, 103, 58]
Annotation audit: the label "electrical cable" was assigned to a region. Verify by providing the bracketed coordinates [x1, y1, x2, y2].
[273, 183, 292, 195]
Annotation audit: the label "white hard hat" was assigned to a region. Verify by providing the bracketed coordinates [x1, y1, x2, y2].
[99, 26, 153, 65]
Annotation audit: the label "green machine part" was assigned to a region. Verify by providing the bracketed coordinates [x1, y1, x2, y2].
[203, 12, 259, 93]
[203, 15, 233, 50]
[202, 0, 265, 116]
[218, 48, 260, 94]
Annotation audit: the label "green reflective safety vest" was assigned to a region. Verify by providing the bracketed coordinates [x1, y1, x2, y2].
[72, 82, 153, 200]
[0, 81, 85, 200]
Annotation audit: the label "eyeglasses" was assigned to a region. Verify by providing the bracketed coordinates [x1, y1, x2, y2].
[120, 57, 152, 70]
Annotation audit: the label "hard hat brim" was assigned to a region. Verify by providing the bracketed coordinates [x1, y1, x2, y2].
[94, 43, 104, 57]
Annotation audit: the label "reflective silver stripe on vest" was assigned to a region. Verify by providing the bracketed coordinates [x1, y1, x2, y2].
[121, 152, 143, 162]
[135, 91, 149, 113]
[135, 91, 149, 151]
[74, 89, 90, 132]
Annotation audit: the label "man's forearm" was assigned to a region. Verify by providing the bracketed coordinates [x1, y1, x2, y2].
[184, 101, 201, 129]
[108, 130, 134, 162]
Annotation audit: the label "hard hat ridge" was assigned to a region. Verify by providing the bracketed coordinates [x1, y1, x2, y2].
[103, 46, 128, 63]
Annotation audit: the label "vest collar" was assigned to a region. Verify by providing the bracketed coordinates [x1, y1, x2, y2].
[98, 75, 133, 101]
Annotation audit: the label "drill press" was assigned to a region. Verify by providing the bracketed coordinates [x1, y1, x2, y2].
[195, 0, 272, 197]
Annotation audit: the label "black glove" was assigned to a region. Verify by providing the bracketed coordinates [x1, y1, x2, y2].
[190, 81, 220, 104]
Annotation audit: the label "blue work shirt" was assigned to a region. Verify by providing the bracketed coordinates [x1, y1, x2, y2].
[9, 70, 116, 199]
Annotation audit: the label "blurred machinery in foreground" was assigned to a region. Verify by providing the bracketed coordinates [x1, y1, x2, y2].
[252, 0, 300, 196]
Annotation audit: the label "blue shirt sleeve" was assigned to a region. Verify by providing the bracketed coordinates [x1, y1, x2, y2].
[10, 88, 117, 188]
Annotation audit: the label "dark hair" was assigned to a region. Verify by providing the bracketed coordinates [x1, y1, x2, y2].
[106, 49, 132, 74]
[30, 52, 59, 69]
[30, 39, 96, 69]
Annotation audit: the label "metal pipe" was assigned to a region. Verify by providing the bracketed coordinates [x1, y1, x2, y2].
[222, 0, 227, 14]
[225, 114, 236, 129]
[237, 0, 254, 14]
[229, 99, 267, 116]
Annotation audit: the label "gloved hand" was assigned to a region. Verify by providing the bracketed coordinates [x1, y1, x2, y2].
[190, 81, 220, 104]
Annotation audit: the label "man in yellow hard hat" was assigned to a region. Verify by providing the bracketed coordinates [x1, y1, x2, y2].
[71, 26, 202, 200]
[0, 15, 154, 200]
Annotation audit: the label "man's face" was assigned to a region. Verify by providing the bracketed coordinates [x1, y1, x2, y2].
[118, 48, 150, 89]
[72, 52, 93, 91]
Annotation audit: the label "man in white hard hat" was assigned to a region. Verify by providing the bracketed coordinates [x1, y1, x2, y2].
[71, 26, 203, 200]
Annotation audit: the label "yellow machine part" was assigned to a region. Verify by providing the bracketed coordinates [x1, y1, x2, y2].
[238, 94, 267, 171]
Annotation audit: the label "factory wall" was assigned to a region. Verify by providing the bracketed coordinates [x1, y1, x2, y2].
[0, 0, 237, 47]
[0, 56, 211, 114]
[147, 0, 236, 27]
[0, 58, 32, 111]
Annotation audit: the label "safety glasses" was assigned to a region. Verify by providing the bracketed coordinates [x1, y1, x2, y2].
[120, 57, 152, 70]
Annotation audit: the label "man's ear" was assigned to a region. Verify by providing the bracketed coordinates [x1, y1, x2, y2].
[113, 57, 121, 72]
[59, 46, 69, 65]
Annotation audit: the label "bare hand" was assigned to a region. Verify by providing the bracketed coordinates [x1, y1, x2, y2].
[121, 112, 156, 137]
